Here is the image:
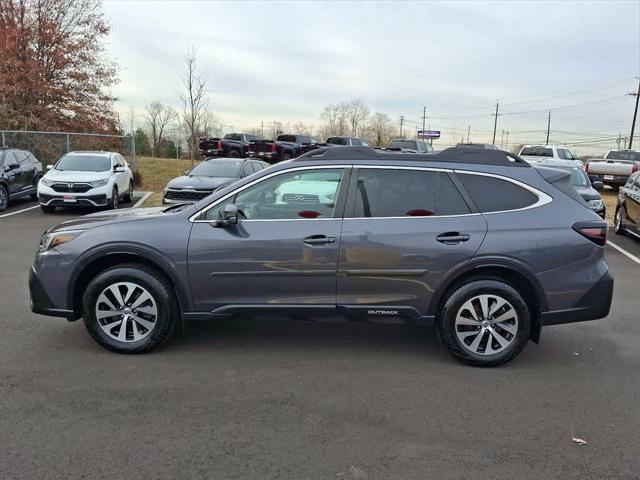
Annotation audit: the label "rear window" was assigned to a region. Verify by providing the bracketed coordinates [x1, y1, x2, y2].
[389, 140, 418, 150]
[225, 134, 242, 141]
[520, 147, 553, 157]
[457, 173, 538, 212]
[605, 151, 640, 162]
[277, 135, 297, 142]
[327, 137, 348, 145]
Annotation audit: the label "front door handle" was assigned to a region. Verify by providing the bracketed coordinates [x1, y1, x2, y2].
[436, 232, 470, 244]
[304, 235, 336, 245]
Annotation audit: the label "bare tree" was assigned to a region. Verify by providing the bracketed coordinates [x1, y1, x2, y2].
[320, 99, 368, 138]
[144, 102, 177, 157]
[179, 48, 208, 161]
[365, 112, 394, 146]
[344, 99, 369, 137]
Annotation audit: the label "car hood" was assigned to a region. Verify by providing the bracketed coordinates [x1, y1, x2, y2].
[46, 206, 180, 234]
[43, 169, 112, 182]
[166, 175, 236, 190]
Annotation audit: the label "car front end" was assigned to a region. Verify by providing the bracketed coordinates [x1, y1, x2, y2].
[38, 174, 114, 208]
[162, 175, 235, 205]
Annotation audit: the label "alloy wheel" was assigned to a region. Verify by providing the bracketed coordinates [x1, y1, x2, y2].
[0, 187, 7, 210]
[455, 294, 519, 355]
[112, 189, 118, 209]
[95, 282, 158, 342]
[615, 209, 622, 232]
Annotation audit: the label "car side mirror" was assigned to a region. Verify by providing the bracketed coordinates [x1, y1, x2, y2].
[592, 180, 604, 191]
[46, 165, 53, 170]
[216, 203, 239, 227]
[184, 170, 191, 176]
[7, 163, 19, 170]
[114, 166, 125, 173]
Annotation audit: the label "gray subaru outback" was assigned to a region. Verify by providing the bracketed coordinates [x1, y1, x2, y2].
[29, 147, 613, 366]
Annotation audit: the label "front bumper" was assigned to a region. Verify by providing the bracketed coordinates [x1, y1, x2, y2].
[38, 183, 110, 207]
[29, 265, 74, 319]
[541, 269, 614, 325]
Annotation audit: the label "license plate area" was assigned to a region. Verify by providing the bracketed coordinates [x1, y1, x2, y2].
[604, 175, 614, 180]
[63, 195, 77, 203]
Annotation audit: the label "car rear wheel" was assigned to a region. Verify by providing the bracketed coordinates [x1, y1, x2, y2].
[0, 185, 7, 211]
[229, 150, 240, 158]
[282, 152, 292, 161]
[82, 264, 177, 353]
[439, 280, 530, 367]
[614, 207, 625, 235]
[123, 182, 133, 203]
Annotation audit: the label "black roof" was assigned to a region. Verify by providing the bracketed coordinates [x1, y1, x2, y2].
[294, 146, 529, 166]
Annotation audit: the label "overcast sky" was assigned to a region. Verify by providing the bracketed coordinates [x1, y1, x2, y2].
[103, 0, 640, 151]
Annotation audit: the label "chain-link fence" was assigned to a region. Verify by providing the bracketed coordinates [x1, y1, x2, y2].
[0, 130, 137, 169]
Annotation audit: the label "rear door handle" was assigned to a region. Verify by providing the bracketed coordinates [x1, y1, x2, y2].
[304, 235, 336, 245]
[436, 232, 470, 244]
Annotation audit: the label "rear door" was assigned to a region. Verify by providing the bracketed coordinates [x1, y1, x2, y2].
[337, 166, 487, 318]
[4, 151, 26, 195]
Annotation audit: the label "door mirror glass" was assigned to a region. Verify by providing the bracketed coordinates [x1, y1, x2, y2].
[592, 180, 604, 191]
[114, 166, 125, 173]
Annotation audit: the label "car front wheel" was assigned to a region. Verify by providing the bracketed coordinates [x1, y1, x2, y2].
[109, 187, 118, 209]
[0, 185, 8, 211]
[82, 264, 177, 353]
[438, 280, 530, 367]
[124, 182, 133, 203]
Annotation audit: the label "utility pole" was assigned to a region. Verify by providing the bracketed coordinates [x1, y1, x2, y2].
[261, 121, 264, 139]
[421, 106, 427, 140]
[399, 115, 405, 137]
[546, 111, 551, 145]
[467, 125, 470, 143]
[505, 130, 509, 151]
[500, 129, 505, 149]
[628, 78, 640, 149]
[491, 102, 501, 145]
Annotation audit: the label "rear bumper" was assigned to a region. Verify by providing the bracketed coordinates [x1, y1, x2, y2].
[588, 173, 629, 187]
[29, 266, 74, 319]
[541, 269, 614, 325]
[249, 152, 279, 162]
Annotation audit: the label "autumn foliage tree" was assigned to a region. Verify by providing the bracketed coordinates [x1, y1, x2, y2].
[0, 0, 119, 133]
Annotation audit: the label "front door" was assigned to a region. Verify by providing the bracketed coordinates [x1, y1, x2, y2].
[626, 174, 640, 233]
[337, 166, 487, 318]
[187, 166, 350, 313]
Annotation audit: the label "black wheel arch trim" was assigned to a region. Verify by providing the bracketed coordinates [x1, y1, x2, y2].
[428, 255, 548, 316]
[68, 242, 193, 317]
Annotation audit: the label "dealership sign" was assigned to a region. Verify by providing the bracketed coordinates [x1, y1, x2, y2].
[418, 130, 440, 139]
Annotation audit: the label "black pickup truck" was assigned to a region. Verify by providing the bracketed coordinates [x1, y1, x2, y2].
[198, 133, 260, 158]
[248, 134, 318, 163]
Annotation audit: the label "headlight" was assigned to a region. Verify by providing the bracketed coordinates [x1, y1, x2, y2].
[40, 177, 54, 186]
[587, 199, 604, 210]
[89, 178, 109, 187]
[38, 230, 83, 252]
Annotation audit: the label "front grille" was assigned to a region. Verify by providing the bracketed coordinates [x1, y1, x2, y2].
[164, 189, 213, 202]
[282, 193, 319, 203]
[50, 182, 92, 193]
[40, 193, 107, 206]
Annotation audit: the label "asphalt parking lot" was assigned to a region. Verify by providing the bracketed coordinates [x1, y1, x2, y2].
[1, 200, 639, 480]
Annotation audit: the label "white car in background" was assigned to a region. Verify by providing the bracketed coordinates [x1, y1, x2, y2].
[518, 144, 583, 167]
[37, 151, 134, 213]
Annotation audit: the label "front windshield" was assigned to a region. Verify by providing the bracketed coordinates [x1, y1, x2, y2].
[189, 160, 242, 177]
[55, 154, 112, 172]
[557, 167, 590, 188]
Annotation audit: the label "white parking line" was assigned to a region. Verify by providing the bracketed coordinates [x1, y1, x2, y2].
[607, 240, 640, 265]
[132, 191, 152, 208]
[0, 204, 40, 218]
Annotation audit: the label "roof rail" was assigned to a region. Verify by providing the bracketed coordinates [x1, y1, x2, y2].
[293, 145, 529, 166]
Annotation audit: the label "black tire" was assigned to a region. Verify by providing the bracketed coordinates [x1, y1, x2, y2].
[281, 152, 292, 161]
[30, 193, 38, 200]
[109, 187, 118, 210]
[123, 182, 133, 203]
[82, 263, 178, 353]
[228, 150, 240, 158]
[0, 184, 8, 212]
[614, 206, 625, 236]
[40, 204, 56, 213]
[438, 279, 530, 367]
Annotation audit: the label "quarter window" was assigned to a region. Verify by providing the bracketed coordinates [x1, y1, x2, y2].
[457, 173, 538, 212]
[205, 168, 344, 221]
[351, 169, 470, 218]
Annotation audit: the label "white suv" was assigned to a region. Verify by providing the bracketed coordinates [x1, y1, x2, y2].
[38, 151, 134, 213]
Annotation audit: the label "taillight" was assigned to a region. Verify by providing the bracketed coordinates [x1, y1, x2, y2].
[217, 141, 222, 150]
[573, 221, 607, 246]
[271, 143, 277, 153]
[632, 164, 638, 173]
[584, 162, 589, 173]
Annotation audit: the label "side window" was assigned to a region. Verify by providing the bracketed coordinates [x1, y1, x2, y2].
[15, 151, 29, 164]
[241, 162, 253, 177]
[632, 173, 640, 189]
[5, 152, 18, 167]
[205, 168, 344, 221]
[457, 173, 538, 213]
[352, 169, 470, 218]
